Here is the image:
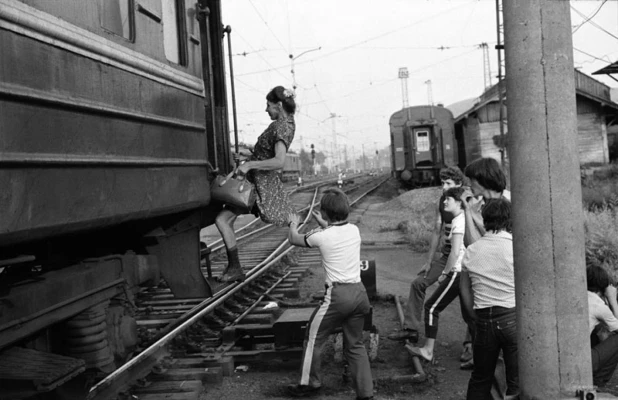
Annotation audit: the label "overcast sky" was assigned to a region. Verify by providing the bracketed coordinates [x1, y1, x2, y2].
[220, 1, 618, 156]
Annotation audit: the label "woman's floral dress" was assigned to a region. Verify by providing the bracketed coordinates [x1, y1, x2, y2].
[247, 115, 295, 226]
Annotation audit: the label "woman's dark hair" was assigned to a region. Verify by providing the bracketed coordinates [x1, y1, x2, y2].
[320, 188, 349, 222]
[464, 157, 507, 193]
[440, 166, 465, 185]
[444, 186, 465, 202]
[587, 265, 611, 293]
[266, 86, 296, 114]
[482, 198, 512, 233]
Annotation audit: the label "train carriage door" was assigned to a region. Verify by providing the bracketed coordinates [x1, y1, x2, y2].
[412, 127, 433, 165]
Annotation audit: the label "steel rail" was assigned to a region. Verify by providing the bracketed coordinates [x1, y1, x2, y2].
[231, 271, 292, 325]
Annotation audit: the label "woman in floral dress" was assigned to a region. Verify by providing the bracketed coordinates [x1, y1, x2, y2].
[215, 86, 296, 282]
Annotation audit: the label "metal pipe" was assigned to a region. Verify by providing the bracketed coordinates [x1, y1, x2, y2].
[224, 25, 240, 167]
[201, 6, 219, 168]
[503, 1, 593, 397]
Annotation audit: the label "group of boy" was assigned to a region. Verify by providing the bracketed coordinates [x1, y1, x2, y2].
[279, 157, 618, 400]
[390, 158, 518, 399]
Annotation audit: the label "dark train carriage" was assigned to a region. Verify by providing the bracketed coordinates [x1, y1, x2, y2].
[390, 105, 457, 187]
[0, 0, 231, 392]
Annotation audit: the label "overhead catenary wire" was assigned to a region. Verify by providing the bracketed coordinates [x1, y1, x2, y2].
[572, 1, 609, 35]
[231, 29, 290, 82]
[571, 2, 618, 41]
[247, 0, 289, 54]
[236, 0, 477, 78]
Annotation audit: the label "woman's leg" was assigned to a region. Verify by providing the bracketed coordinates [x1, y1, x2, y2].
[215, 208, 245, 281]
[215, 208, 239, 249]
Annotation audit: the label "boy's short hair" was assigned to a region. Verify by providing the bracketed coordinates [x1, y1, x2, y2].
[444, 187, 465, 202]
[482, 198, 512, 233]
[587, 265, 611, 293]
[320, 188, 350, 222]
[464, 158, 507, 193]
[440, 166, 465, 185]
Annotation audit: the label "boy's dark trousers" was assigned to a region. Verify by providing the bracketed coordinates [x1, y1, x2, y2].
[591, 331, 618, 387]
[299, 282, 373, 399]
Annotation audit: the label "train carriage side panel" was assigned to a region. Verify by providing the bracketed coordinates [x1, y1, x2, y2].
[389, 110, 407, 176]
[0, 0, 231, 385]
[0, 0, 211, 246]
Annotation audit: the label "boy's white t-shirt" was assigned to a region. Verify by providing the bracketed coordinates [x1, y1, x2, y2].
[448, 213, 466, 272]
[304, 222, 362, 285]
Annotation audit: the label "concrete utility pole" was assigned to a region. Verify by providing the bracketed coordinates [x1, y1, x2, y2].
[503, 1, 593, 398]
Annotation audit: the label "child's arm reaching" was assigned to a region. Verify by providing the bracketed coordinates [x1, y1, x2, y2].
[287, 213, 308, 247]
[312, 210, 328, 228]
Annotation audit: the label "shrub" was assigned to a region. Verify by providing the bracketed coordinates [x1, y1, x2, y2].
[401, 217, 433, 252]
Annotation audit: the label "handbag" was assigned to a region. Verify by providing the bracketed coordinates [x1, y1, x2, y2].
[211, 170, 256, 214]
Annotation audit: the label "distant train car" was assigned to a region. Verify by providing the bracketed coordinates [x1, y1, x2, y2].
[390, 105, 457, 187]
[282, 152, 301, 181]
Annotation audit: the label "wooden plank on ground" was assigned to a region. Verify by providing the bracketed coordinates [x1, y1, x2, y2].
[131, 380, 203, 394]
[150, 367, 222, 383]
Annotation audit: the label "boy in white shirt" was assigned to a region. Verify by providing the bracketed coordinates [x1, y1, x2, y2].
[406, 186, 472, 362]
[286, 188, 373, 400]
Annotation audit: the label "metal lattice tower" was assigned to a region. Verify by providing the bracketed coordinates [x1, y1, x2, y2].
[425, 79, 435, 119]
[398, 67, 409, 109]
[479, 43, 493, 89]
[495, 0, 507, 166]
[425, 79, 433, 107]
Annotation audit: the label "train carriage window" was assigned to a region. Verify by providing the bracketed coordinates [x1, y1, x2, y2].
[416, 131, 430, 151]
[100, 0, 134, 40]
[162, 0, 187, 65]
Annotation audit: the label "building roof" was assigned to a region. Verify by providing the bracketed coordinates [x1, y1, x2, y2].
[593, 61, 618, 76]
[446, 97, 478, 120]
[449, 69, 618, 123]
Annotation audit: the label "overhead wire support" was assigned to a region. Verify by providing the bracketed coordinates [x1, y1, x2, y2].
[398, 67, 409, 109]
[425, 79, 434, 119]
[479, 43, 492, 89]
[495, 0, 507, 167]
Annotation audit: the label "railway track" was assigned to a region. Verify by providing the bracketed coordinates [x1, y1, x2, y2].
[86, 175, 390, 400]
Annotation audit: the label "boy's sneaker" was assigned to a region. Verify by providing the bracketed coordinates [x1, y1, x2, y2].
[287, 384, 321, 397]
[386, 328, 419, 342]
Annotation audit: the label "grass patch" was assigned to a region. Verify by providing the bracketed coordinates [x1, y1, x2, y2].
[400, 217, 434, 252]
